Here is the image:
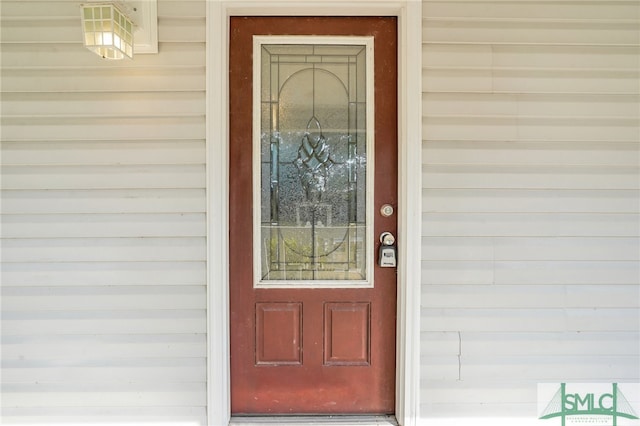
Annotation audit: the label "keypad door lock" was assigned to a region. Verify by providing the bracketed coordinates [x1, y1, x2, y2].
[378, 232, 397, 268]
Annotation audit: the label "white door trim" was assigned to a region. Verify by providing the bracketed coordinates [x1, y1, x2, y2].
[206, 2, 422, 425]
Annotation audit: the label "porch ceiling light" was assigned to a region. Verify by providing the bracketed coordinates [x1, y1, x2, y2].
[81, 3, 134, 60]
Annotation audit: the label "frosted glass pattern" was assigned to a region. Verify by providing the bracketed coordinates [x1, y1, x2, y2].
[259, 43, 368, 282]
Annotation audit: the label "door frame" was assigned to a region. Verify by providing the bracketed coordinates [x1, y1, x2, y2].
[206, 2, 422, 425]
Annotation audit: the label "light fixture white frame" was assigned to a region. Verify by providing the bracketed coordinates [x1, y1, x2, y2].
[206, 2, 422, 425]
[252, 36, 376, 289]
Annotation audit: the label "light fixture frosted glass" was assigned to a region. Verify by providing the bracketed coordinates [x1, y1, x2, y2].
[81, 3, 133, 60]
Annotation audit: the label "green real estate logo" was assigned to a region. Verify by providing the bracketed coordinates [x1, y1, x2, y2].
[539, 383, 639, 426]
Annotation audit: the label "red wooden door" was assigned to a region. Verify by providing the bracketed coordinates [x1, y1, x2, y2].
[229, 17, 398, 415]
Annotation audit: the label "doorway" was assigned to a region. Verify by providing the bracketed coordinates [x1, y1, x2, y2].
[229, 17, 398, 415]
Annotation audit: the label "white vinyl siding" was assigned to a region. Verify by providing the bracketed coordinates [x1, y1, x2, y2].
[420, 0, 640, 421]
[0, 1, 207, 424]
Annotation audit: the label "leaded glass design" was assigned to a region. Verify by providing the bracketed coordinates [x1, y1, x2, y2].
[256, 40, 371, 285]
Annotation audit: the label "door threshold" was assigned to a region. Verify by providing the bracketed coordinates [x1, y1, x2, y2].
[230, 415, 398, 425]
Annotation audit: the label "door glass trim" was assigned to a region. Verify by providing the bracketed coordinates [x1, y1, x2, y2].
[252, 35, 375, 289]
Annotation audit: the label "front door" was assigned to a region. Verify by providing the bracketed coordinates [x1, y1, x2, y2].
[229, 17, 398, 415]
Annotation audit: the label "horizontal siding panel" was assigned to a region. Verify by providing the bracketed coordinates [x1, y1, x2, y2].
[423, 260, 494, 285]
[421, 382, 534, 405]
[422, 331, 461, 356]
[423, 93, 640, 117]
[423, 68, 639, 94]
[1, 262, 206, 286]
[1, 383, 207, 407]
[1, 310, 207, 335]
[0, 68, 205, 93]
[421, 356, 460, 381]
[1, 189, 206, 214]
[2, 213, 206, 238]
[0, 1, 83, 18]
[422, 237, 494, 261]
[1, 116, 206, 141]
[1, 165, 206, 190]
[1, 92, 205, 118]
[422, 189, 639, 213]
[1, 18, 205, 44]
[492, 45, 640, 70]
[493, 260, 640, 285]
[423, 261, 639, 285]
[1, 140, 205, 166]
[0, 19, 80, 43]
[0, 0, 205, 19]
[418, 407, 539, 423]
[2, 359, 206, 383]
[2, 237, 206, 263]
[421, 355, 638, 382]
[423, 20, 639, 45]
[158, 1, 206, 18]
[422, 331, 640, 356]
[514, 99, 640, 119]
[421, 308, 639, 332]
[423, 2, 640, 20]
[2, 334, 207, 360]
[3, 366, 205, 386]
[1, 285, 206, 311]
[422, 213, 640, 238]
[461, 355, 639, 381]
[159, 18, 207, 42]
[423, 141, 640, 166]
[1, 406, 206, 425]
[423, 116, 640, 140]
[424, 68, 493, 92]
[0, 43, 205, 68]
[459, 332, 640, 357]
[492, 69, 640, 95]
[419, 405, 536, 421]
[421, 284, 640, 308]
[424, 44, 492, 68]
[422, 236, 640, 259]
[424, 45, 640, 71]
[423, 165, 640, 190]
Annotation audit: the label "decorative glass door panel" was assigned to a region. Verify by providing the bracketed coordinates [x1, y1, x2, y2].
[253, 37, 374, 287]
